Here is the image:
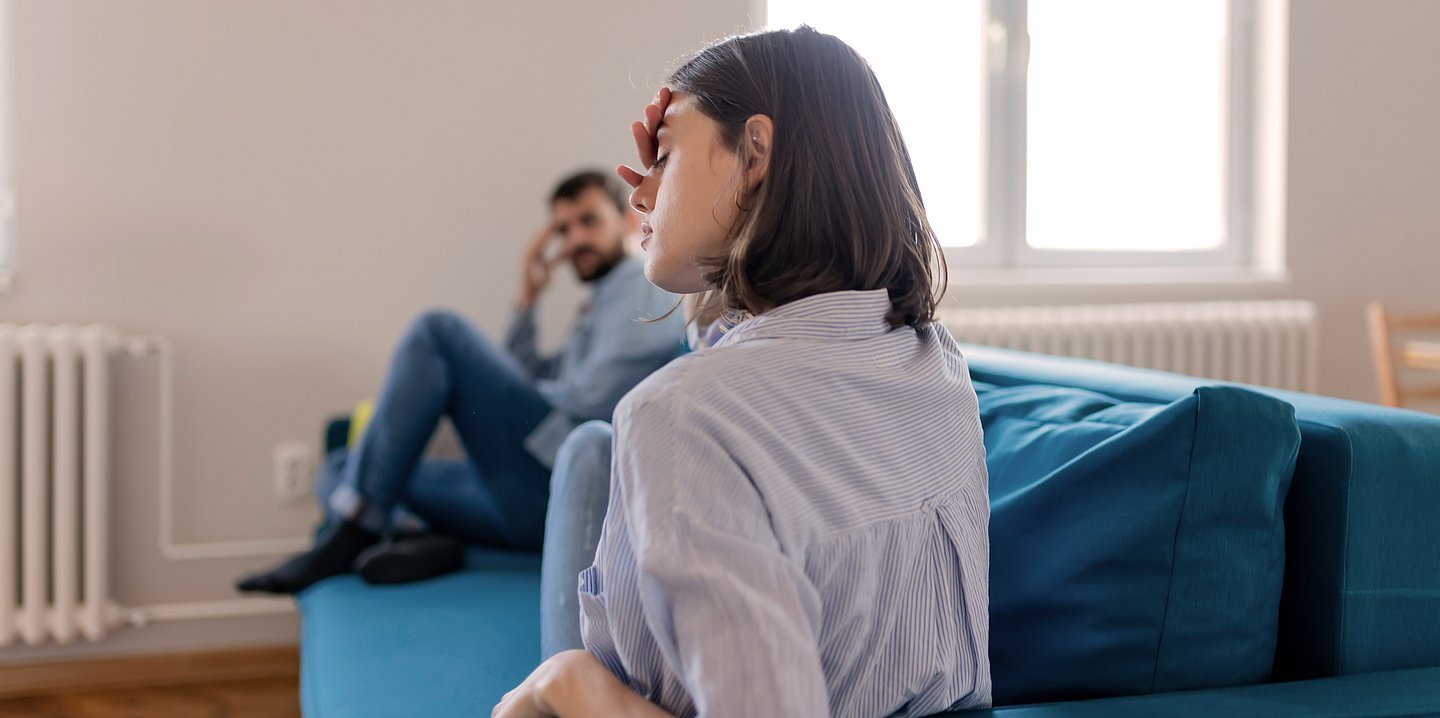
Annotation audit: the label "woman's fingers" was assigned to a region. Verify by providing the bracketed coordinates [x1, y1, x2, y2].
[621, 87, 673, 192]
[643, 102, 664, 141]
[631, 119, 656, 169]
[616, 164, 645, 189]
[634, 88, 672, 168]
[650, 88, 672, 142]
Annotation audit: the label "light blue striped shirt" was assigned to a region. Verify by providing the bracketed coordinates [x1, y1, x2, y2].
[579, 289, 991, 717]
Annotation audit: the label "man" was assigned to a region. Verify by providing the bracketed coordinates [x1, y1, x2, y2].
[237, 170, 684, 594]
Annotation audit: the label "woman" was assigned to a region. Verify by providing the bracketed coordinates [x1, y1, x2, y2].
[539, 295, 727, 658]
[496, 26, 990, 717]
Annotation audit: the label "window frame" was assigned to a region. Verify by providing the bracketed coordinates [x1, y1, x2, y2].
[938, 0, 1261, 272]
[764, 0, 1266, 274]
[943, 0, 1261, 272]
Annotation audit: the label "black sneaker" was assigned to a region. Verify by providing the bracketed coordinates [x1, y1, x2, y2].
[235, 520, 379, 594]
[353, 532, 466, 585]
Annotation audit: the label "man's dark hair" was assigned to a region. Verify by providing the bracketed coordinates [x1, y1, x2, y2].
[551, 170, 629, 215]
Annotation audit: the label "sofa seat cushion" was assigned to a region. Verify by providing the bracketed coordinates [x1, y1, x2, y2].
[299, 549, 541, 718]
[982, 383, 1301, 704]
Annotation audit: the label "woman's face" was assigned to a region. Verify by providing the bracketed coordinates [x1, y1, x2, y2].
[628, 93, 743, 294]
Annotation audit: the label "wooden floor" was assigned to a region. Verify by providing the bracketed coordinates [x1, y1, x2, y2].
[0, 677, 300, 718]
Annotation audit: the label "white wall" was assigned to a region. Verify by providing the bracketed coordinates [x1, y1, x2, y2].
[1, 0, 1436, 661]
[1284, 0, 1440, 400]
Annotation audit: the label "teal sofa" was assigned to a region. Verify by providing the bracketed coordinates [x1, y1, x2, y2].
[298, 345, 1440, 717]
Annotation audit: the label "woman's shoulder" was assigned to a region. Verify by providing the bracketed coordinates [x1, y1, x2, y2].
[616, 343, 759, 423]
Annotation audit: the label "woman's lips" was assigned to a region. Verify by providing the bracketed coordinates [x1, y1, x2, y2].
[640, 223, 654, 249]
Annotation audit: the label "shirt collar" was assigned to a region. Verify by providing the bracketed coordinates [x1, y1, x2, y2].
[714, 289, 895, 347]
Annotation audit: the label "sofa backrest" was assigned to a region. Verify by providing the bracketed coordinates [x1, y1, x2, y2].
[958, 344, 1440, 681]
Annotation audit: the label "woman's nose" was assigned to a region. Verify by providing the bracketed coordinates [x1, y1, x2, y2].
[629, 181, 652, 214]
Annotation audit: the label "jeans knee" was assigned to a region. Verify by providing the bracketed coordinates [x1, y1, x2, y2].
[565, 420, 614, 461]
[404, 308, 463, 345]
[551, 421, 614, 495]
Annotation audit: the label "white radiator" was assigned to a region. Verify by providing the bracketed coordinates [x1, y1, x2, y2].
[0, 323, 122, 646]
[942, 301, 1318, 393]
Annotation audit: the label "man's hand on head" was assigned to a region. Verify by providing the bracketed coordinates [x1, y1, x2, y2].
[518, 220, 562, 310]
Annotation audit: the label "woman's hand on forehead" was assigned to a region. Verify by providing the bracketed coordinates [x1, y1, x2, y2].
[617, 87, 673, 190]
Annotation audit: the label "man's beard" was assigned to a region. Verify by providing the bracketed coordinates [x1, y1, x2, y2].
[573, 246, 626, 283]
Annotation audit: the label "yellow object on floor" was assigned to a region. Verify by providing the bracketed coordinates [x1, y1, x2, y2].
[348, 399, 375, 448]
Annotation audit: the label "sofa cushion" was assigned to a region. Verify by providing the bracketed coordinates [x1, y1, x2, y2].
[299, 549, 542, 718]
[961, 343, 1440, 681]
[983, 383, 1300, 704]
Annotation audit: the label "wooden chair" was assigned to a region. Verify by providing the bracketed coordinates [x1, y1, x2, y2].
[1366, 302, 1440, 409]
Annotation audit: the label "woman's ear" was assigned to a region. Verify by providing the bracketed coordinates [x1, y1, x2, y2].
[742, 115, 774, 190]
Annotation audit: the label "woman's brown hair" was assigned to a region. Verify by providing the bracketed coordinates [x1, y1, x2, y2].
[672, 26, 945, 329]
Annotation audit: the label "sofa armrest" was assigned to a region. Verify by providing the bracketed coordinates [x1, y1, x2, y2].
[947, 666, 1440, 718]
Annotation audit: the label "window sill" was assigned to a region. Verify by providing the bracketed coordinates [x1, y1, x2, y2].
[947, 265, 1289, 291]
[941, 265, 1293, 305]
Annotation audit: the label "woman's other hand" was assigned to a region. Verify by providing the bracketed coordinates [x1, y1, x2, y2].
[492, 649, 673, 718]
[491, 650, 567, 718]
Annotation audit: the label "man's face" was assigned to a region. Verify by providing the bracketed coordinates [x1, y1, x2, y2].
[551, 186, 630, 282]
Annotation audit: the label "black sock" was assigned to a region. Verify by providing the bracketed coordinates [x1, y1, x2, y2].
[354, 531, 466, 586]
[235, 520, 379, 595]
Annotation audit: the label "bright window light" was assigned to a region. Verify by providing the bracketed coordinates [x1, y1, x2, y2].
[766, 1, 984, 248]
[1026, 1, 1228, 251]
[767, 0, 1254, 264]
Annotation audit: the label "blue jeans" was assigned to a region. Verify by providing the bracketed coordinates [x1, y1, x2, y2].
[539, 421, 614, 658]
[324, 310, 554, 550]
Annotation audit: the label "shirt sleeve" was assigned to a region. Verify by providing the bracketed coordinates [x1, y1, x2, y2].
[534, 290, 684, 422]
[503, 305, 561, 380]
[615, 392, 830, 718]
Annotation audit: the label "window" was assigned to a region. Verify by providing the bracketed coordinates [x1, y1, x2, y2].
[766, 0, 1279, 273]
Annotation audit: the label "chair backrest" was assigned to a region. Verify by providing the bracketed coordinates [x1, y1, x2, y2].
[1366, 302, 1440, 410]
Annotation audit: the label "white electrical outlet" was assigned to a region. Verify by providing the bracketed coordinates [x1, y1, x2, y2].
[273, 442, 316, 503]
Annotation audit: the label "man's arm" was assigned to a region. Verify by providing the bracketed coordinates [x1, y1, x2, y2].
[506, 220, 565, 379]
[504, 306, 561, 380]
[533, 284, 684, 421]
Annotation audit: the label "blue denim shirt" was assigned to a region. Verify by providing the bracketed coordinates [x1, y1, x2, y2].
[504, 255, 684, 468]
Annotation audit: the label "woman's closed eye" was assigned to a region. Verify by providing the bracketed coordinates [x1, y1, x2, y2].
[650, 153, 669, 171]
